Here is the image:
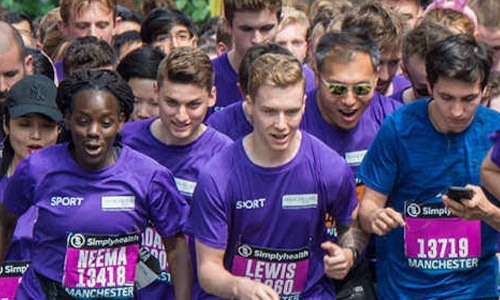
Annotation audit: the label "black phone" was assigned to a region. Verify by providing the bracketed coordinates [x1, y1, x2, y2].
[446, 186, 474, 201]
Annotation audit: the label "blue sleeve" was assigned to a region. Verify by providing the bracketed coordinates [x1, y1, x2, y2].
[148, 169, 189, 238]
[187, 170, 229, 249]
[357, 115, 399, 195]
[4, 158, 36, 216]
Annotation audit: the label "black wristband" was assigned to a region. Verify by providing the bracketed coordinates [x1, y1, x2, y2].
[346, 246, 359, 267]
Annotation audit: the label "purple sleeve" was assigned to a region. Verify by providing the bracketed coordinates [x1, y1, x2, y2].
[3, 158, 35, 216]
[489, 130, 500, 167]
[328, 162, 358, 226]
[187, 171, 229, 249]
[148, 169, 189, 238]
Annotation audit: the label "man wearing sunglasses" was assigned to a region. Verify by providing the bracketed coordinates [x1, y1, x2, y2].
[302, 32, 400, 176]
[300, 31, 401, 300]
[358, 34, 500, 300]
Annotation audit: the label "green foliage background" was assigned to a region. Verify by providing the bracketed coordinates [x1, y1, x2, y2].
[174, 0, 210, 25]
[2, 0, 59, 19]
[2, 0, 211, 25]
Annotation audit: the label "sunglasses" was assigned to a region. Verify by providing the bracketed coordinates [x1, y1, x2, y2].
[320, 77, 373, 97]
[414, 87, 430, 98]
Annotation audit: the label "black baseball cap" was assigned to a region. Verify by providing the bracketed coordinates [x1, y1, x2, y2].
[6, 74, 62, 122]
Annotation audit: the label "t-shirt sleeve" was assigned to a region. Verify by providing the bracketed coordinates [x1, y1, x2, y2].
[327, 162, 358, 226]
[489, 130, 500, 167]
[3, 158, 36, 216]
[148, 169, 189, 238]
[187, 170, 229, 249]
[357, 115, 399, 195]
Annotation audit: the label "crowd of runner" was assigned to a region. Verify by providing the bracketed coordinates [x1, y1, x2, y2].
[0, 0, 500, 299]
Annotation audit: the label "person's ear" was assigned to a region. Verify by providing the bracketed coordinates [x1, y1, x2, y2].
[24, 54, 34, 75]
[117, 112, 126, 131]
[58, 20, 68, 36]
[425, 77, 433, 97]
[3, 117, 9, 136]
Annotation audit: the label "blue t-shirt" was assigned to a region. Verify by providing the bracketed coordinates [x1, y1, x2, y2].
[187, 132, 358, 299]
[357, 99, 500, 299]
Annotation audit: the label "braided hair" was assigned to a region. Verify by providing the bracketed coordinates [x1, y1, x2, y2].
[56, 69, 134, 143]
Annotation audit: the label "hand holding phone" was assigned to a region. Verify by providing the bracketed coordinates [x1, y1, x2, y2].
[446, 186, 474, 202]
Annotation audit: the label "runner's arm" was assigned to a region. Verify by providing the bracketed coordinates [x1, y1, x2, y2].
[481, 149, 500, 203]
[322, 206, 369, 279]
[359, 187, 405, 236]
[0, 204, 18, 263]
[195, 238, 280, 300]
[164, 232, 193, 300]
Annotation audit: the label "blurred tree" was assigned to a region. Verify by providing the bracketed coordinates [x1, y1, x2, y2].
[2, 0, 59, 19]
[175, 0, 210, 24]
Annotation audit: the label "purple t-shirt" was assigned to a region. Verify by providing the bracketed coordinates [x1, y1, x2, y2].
[390, 88, 406, 104]
[121, 118, 232, 202]
[121, 118, 232, 299]
[212, 52, 240, 112]
[187, 132, 358, 299]
[54, 60, 63, 83]
[4, 143, 187, 298]
[389, 74, 411, 99]
[0, 176, 38, 262]
[489, 130, 500, 167]
[303, 64, 316, 94]
[206, 102, 252, 141]
[301, 90, 401, 174]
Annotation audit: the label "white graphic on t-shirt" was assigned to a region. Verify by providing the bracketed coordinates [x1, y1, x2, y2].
[101, 196, 135, 211]
[236, 198, 266, 210]
[174, 178, 197, 197]
[282, 194, 318, 209]
[51, 196, 84, 207]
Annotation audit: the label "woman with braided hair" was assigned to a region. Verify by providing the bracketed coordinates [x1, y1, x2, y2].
[0, 69, 192, 300]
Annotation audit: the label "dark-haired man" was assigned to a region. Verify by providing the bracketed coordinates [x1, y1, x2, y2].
[358, 34, 500, 299]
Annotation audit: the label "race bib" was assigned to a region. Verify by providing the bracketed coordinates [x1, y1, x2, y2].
[136, 227, 170, 289]
[404, 202, 481, 271]
[62, 232, 140, 299]
[0, 261, 29, 300]
[232, 244, 309, 300]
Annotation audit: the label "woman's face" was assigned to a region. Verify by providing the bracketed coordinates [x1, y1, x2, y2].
[4, 113, 59, 167]
[65, 89, 124, 171]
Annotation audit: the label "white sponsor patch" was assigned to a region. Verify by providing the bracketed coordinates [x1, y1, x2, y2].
[345, 150, 367, 166]
[282, 194, 318, 209]
[101, 196, 135, 211]
[174, 178, 197, 197]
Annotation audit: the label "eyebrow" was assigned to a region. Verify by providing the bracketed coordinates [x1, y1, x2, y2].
[325, 79, 372, 85]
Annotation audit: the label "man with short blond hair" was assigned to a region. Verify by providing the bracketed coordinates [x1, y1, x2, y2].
[189, 53, 359, 299]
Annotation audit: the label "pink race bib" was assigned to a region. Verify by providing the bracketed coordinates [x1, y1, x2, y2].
[62, 232, 140, 299]
[404, 202, 481, 271]
[0, 261, 29, 300]
[232, 244, 309, 300]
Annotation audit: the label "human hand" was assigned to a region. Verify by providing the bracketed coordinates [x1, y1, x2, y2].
[442, 184, 493, 221]
[321, 241, 354, 279]
[368, 207, 405, 236]
[235, 277, 280, 300]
